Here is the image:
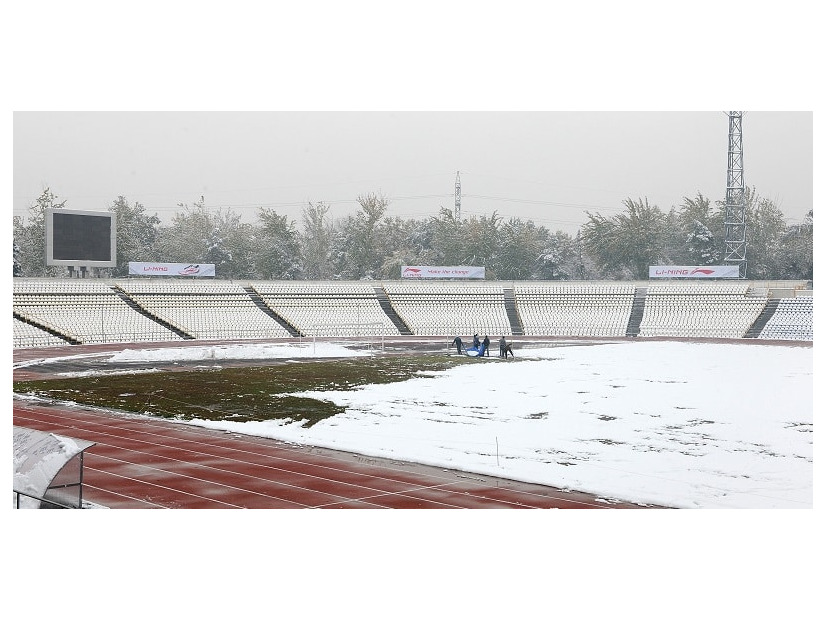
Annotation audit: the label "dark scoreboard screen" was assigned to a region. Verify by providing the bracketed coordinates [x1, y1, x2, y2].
[46, 209, 116, 267]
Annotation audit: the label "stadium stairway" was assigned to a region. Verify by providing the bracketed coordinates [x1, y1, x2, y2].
[745, 298, 780, 338]
[625, 287, 647, 337]
[243, 287, 304, 337]
[374, 287, 412, 335]
[503, 287, 524, 336]
[111, 286, 195, 340]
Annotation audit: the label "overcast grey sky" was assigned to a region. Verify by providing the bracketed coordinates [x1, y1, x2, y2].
[13, 111, 812, 236]
[7, 3, 819, 240]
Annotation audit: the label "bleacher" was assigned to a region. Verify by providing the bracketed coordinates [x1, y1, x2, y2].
[13, 317, 70, 348]
[116, 279, 292, 340]
[637, 282, 767, 339]
[13, 279, 183, 346]
[11, 278, 813, 347]
[514, 283, 635, 337]
[382, 281, 512, 336]
[251, 281, 399, 336]
[758, 296, 813, 341]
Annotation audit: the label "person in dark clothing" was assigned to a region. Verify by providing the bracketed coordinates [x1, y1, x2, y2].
[505, 342, 514, 358]
[499, 336, 507, 358]
[451, 336, 463, 354]
[483, 335, 490, 356]
[472, 334, 480, 349]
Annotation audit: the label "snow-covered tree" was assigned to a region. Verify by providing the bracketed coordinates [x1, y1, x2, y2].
[745, 193, 789, 279]
[495, 218, 544, 280]
[685, 220, 720, 265]
[535, 230, 577, 280]
[109, 196, 161, 276]
[90, 185, 810, 283]
[461, 213, 501, 276]
[13, 188, 67, 277]
[581, 197, 668, 279]
[349, 192, 389, 279]
[779, 210, 813, 280]
[203, 226, 233, 272]
[300, 201, 334, 279]
[428, 208, 466, 266]
[154, 198, 251, 278]
[256, 208, 302, 280]
[13, 240, 22, 277]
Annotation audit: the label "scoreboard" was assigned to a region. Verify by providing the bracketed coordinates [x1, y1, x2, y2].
[45, 209, 117, 268]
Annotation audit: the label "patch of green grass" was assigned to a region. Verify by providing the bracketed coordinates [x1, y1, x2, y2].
[14, 354, 475, 428]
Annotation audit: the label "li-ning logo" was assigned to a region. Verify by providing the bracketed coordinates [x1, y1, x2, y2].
[403, 267, 421, 277]
[179, 264, 201, 275]
[689, 268, 715, 275]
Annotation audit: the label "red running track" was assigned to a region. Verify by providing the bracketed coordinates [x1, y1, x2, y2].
[13, 399, 651, 509]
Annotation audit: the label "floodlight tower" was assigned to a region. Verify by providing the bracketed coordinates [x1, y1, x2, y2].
[454, 171, 462, 221]
[723, 111, 747, 278]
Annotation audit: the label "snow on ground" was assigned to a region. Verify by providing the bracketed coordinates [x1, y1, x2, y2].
[109, 341, 372, 363]
[94, 339, 813, 509]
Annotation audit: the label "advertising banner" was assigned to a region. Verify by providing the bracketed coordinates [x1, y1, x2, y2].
[649, 265, 741, 279]
[402, 265, 485, 279]
[129, 262, 216, 277]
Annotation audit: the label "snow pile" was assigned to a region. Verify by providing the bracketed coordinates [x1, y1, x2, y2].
[109, 341, 372, 363]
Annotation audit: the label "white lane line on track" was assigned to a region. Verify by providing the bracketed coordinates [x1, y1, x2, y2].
[81, 484, 170, 509]
[87, 452, 396, 509]
[14, 405, 471, 495]
[28, 416, 538, 509]
[312, 483, 478, 509]
[85, 459, 302, 509]
[15, 404, 611, 508]
[16, 407, 407, 508]
[89, 447, 468, 509]
[174, 428, 616, 508]
[16, 418, 422, 507]
[84, 464, 249, 508]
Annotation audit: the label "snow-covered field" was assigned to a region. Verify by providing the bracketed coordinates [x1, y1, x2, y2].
[39, 339, 813, 509]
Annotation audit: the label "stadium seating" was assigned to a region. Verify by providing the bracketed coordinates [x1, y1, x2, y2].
[758, 296, 813, 341]
[11, 278, 812, 347]
[252, 281, 399, 336]
[382, 281, 512, 336]
[13, 279, 183, 345]
[637, 282, 767, 338]
[514, 283, 635, 337]
[13, 316, 70, 348]
[116, 279, 293, 340]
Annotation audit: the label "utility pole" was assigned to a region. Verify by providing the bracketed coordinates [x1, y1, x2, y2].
[723, 111, 747, 278]
[454, 171, 462, 221]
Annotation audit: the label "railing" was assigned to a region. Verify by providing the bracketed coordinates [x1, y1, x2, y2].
[299, 323, 387, 353]
[12, 489, 80, 509]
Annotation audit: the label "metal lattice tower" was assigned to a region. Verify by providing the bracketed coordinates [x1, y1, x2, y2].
[723, 111, 747, 278]
[454, 171, 461, 220]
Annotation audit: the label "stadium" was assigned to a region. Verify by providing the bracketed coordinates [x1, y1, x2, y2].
[12, 110, 813, 509]
[13, 276, 813, 509]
